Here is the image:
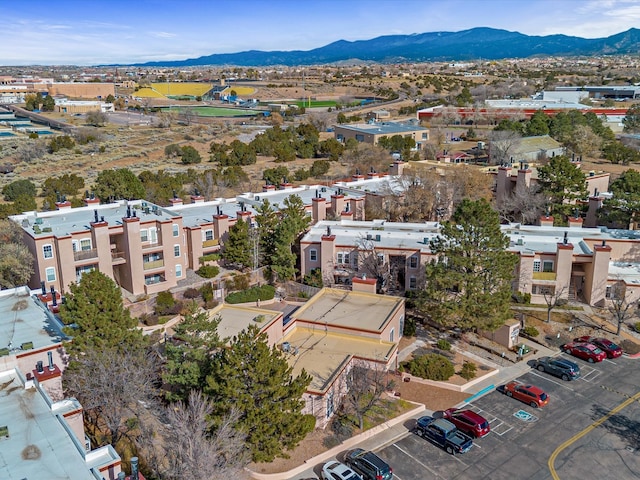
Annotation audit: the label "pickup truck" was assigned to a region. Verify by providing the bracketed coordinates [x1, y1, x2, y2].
[414, 416, 473, 454]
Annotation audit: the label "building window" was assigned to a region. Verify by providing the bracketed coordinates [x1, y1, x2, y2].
[399, 315, 405, 338]
[355, 134, 364, 142]
[140, 229, 148, 242]
[543, 260, 554, 273]
[145, 274, 162, 285]
[45, 267, 56, 282]
[326, 390, 334, 418]
[75, 264, 95, 283]
[605, 285, 612, 299]
[174, 245, 180, 257]
[409, 276, 417, 290]
[172, 224, 179, 237]
[80, 238, 92, 251]
[310, 249, 317, 261]
[344, 253, 350, 265]
[204, 229, 214, 241]
[533, 260, 541, 272]
[532, 285, 554, 295]
[377, 253, 384, 266]
[149, 227, 158, 244]
[43, 244, 53, 259]
[72, 240, 79, 252]
[390, 328, 395, 342]
[409, 256, 418, 269]
[337, 253, 343, 264]
[176, 264, 182, 278]
[422, 132, 428, 140]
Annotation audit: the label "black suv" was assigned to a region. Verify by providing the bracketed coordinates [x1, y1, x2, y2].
[344, 448, 392, 480]
[532, 356, 581, 381]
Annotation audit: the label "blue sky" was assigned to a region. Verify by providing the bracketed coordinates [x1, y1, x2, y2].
[2, 0, 640, 65]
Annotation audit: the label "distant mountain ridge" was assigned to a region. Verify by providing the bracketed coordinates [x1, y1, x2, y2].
[133, 27, 640, 67]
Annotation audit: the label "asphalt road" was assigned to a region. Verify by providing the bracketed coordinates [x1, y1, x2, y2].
[295, 353, 640, 480]
[379, 353, 640, 480]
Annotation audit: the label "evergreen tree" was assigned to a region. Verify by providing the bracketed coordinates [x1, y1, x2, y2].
[163, 308, 222, 402]
[537, 155, 587, 221]
[418, 199, 518, 332]
[270, 195, 310, 281]
[205, 325, 314, 462]
[255, 199, 278, 266]
[623, 104, 640, 133]
[94, 168, 145, 201]
[61, 270, 144, 354]
[223, 217, 251, 269]
[525, 110, 550, 136]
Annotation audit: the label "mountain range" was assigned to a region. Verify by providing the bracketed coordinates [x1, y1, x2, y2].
[136, 27, 640, 67]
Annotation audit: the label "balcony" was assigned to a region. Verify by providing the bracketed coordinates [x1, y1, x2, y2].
[533, 272, 557, 281]
[143, 259, 164, 270]
[202, 238, 219, 248]
[74, 248, 98, 261]
[111, 251, 126, 265]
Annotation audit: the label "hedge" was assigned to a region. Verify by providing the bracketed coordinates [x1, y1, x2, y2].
[225, 284, 276, 304]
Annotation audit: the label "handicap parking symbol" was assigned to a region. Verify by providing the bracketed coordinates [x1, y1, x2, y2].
[513, 409, 538, 422]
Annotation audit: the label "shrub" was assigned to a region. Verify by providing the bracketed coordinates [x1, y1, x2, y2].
[226, 273, 249, 291]
[200, 282, 214, 302]
[197, 265, 220, 278]
[155, 290, 176, 315]
[183, 287, 200, 299]
[199, 253, 220, 264]
[401, 353, 455, 381]
[436, 339, 451, 351]
[635, 321, 640, 333]
[458, 361, 477, 380]
[403, 316, 417, 337]
[512, 291, 531, 304]
[522, 325, 540, 337]
[225, 284, 275, 304]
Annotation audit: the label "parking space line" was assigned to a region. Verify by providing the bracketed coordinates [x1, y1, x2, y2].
[604, 359, 617, 365]
[529, 370, 575, 391]
[580, 367, 602, 383]
[391, 443, 440, 478]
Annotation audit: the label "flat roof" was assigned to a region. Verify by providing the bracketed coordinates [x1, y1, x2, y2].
[282, 327, 396, 393]
[292, 288, 403, 332]
[0, 369, 97, 480]
[335, 121, 427, 135]
[0, 287, 68, 354]
[208, 304, 281, 342]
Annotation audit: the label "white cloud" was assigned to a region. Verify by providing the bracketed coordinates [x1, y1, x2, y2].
[149, 31, 177, 39]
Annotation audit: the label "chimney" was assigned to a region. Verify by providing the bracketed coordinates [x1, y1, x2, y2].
[94, 209, 99, 223]
[51, 286, 57, 307]
[563, 231, 568, 245]
[36, 361, 44, 374]
[40, 281, 46, 296]
[47, 351, 54, 371]
[131, 457, 139, 480]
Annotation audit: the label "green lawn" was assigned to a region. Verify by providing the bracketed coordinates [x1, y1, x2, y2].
[161, 106, 262, 117]
[291, 100, 337, 108]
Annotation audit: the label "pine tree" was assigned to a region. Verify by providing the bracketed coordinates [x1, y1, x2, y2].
[61, 270, 144, 354]
[205, 325, 314, 462]
[419, 199, 518, 332]
[255, 199, 278, 266]
[223, 217, 251, 269]
[537, 155, 588, 221]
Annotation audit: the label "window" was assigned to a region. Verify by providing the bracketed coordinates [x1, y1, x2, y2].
[337, 253, 343, 264]
[542, 260, 554, 273]
[174, 244, 180, 257]
[606, 285, 612, 299]
[140, 229, 148, 242]
[145, 274, 162, 285]
[75, 264, 95, 283]
[377, 253, 385, 266]
[409, 256, 418, 269]
[310, 249, 317, 262]
[399, 315, 405, 338]
[204, 229, 214, 241]
[46, 267, 56, 282]
[175, 264, 182, 278]
[422, 132, 428, 140]
[533, 260, 541, 272]
[355, 134, 364, 142]
[149, 227, 158, 244]
[344, 253, 350, 264]
[43, 244, 53, 259]
[389, 328, 395, 343]
[80, 238, 91, 251]
[72, 240, 79, 252]
[172, 224, 179, 237]
[532, 285, 553, 295]
[409, 276, 417, 290]
[326, 390, 334, 418]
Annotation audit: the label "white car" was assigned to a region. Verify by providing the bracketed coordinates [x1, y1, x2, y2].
[322, 460, 363, 480]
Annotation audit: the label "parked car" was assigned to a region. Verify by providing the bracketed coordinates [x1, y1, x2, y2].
[532, 356, 581, 381]
[561, 341, 607, 363]
[414, 416, 473, 454]
[442, 408, 491, 438]
[574, 336, 623, 359]
[322, 460, 363, 480]
[501, 381, 549, 408]
[344, 448, 393, 480]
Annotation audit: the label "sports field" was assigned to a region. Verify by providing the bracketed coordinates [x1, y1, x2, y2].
[291, 100, 337, 108]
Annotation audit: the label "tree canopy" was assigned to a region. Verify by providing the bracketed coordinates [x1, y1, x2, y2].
[417, 199, 518, 331]
[223, 217, 252, 269]
[94, 168, 146, 201]
[537, 155, 587, 221]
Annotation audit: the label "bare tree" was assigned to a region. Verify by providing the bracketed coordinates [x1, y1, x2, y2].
[608, 281, 637, 335]
[162, 391, 249, 480]
[342, 360, 394, 430]
[15, 140, 47, 163]
[355, 235, 391, 293]
[541, 285, 569, 323]
[62, 347, 161, 448]
[498, 182, 547, 224]
[489, 130, 522, 166]
[86, 110, 108, 127]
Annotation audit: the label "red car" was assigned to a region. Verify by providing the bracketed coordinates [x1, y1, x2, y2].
[562, 341, 607, 363]
[574, 336, 623, 359]
[502, 381, 549, 408]
[442, 408, 491, 438]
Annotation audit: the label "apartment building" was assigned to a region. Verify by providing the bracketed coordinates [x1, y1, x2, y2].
[300, 219, 640, 307]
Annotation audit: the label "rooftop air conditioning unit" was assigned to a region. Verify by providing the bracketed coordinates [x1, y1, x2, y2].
[255, 196, 260, 201]
[375, 234, 381, 242]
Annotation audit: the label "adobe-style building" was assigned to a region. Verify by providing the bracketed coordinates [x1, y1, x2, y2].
[300, 219, 640, 307]
[0, 286, 123, 480]
[334, 121, 429, 150]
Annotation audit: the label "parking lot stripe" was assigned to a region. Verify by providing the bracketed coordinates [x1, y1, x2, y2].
[529, 370, 575, 391]
[391, 443, 440, 478]
[548, 391, 640, 480]
[604, 358, 617, 365]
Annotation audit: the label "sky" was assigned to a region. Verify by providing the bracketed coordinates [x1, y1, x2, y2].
[2, 0, 640, 66]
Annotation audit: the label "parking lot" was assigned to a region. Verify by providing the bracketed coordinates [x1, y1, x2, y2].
[376, 352, 640, 480]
